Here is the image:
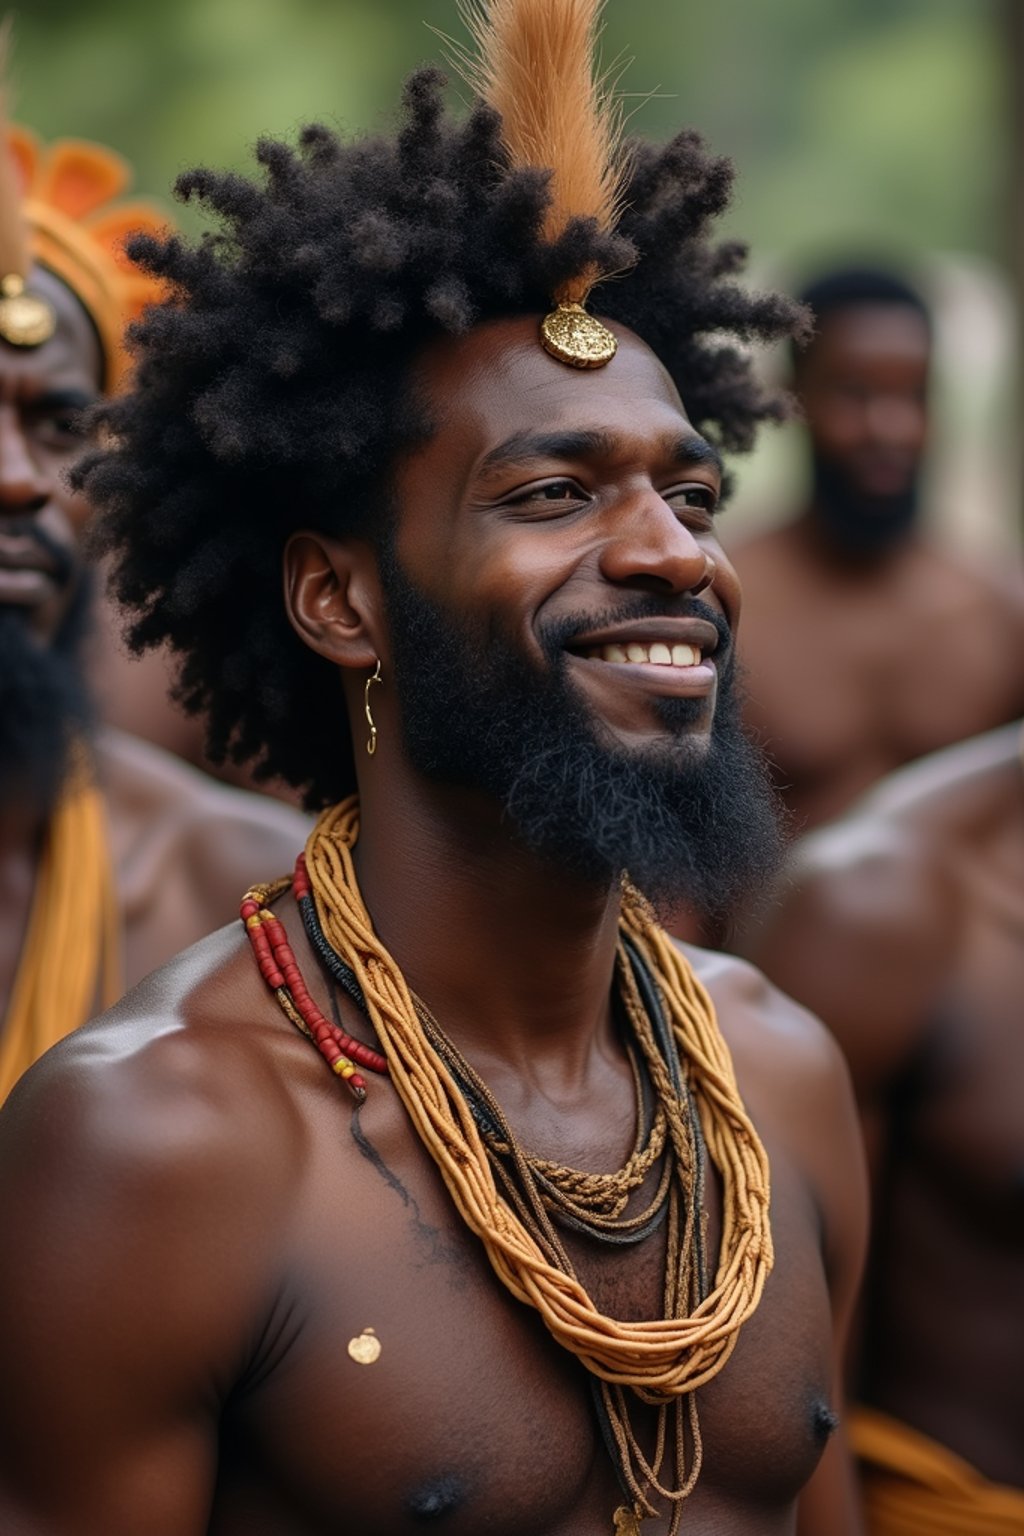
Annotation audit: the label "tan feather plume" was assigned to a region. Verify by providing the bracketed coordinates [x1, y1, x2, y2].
[0, 17, 29, 282]
[451, 0, 628, 304]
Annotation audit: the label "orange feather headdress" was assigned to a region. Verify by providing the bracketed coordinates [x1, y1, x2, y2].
[451, 0, 629, 367]
[0, 29, 169, 390]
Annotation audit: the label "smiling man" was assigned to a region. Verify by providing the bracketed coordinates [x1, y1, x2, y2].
[0, 5, 866, 1533]
[0, 123, 310, 1098]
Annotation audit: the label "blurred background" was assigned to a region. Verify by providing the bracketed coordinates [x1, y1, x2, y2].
[12, 0, 1023, 551]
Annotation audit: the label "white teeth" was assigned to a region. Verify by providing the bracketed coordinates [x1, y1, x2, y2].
[589, 640, 704, 666]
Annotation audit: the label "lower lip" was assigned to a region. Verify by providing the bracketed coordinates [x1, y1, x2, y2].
[0, 566, 57, 605]
[568, 653, 717, 696]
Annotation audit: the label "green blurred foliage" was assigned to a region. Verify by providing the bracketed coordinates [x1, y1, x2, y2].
[11, 0, 1005, 268]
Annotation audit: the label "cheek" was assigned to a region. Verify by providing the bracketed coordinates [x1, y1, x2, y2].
[807, 398, 865, 452]
[402, 519, 574, 633]
[60, 482, 94, 540]
[712, 554, 742, 631]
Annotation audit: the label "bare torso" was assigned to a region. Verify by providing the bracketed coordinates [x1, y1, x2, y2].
[731, 524, 1024, 829]
[745, 725, 1024, 1483]
[0, 910, 865, 1534]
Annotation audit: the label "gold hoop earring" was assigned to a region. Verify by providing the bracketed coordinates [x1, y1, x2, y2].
[364, 659, 383, 756]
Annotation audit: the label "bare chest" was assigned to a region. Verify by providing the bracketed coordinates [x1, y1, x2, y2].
[739, 584, 1018, 789]
[209, 1097, 835, 1536]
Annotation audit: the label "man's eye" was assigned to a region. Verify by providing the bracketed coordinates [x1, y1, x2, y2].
[671, 486, 718, 513]
[513, 480, 583, 505]
[52, 413, 85, 437]
[32, 408, 88, 444]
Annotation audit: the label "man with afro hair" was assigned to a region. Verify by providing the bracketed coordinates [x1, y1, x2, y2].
[0, 4, 866, 1531]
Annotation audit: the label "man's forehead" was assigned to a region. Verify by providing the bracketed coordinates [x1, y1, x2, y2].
[413, 313, 691, 451]
[0, 263, 104, 388]
[812, 304, 931, 365]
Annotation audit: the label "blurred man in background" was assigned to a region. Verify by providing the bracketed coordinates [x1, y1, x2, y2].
[732, 265, 1024, 830]
[743, 722, 1024, 1531]
[0, 118, 308, 1100]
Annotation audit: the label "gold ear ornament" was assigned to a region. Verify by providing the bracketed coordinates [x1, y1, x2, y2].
[364, 659, 383, 756]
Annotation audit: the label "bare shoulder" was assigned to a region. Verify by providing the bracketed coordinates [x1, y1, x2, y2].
[94, 726, 311, 953]
[769, 722, 1021, 939]
[96, 725, 311, 865]
[909, 540, 1024, 626]
[739, 727, 1023, 1091]
[2, 923, 310, 1207]
[0, 929, 328, 1529]
[679, 941, 866, 1282]
[0, 921, 324, 1361]
[681, 942, 849, 1106]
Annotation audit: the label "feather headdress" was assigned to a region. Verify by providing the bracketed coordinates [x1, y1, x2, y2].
[0, 19, 55, 349]
[451, 0, 629, 367]
[0, 17, 170, 385]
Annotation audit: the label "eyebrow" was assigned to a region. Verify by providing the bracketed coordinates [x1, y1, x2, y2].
[477, 427, 724, 481]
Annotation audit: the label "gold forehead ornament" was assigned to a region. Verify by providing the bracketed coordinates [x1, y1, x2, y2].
[540, 301, 617, 369]
[451, 0, 627, 374]
[0, 272, 55, 348]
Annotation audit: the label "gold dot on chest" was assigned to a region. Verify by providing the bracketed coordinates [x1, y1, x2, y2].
[347, 1326, 382, 1365]
[612, 1505, 643, 1534]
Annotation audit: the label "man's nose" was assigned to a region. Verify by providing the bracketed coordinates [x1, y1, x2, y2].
[865, 393, 926, 452]
[0, 406, 49, 515]
[598, 494, 715, 596]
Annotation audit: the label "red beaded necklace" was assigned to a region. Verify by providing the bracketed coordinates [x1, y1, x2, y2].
[240, 862, 388, 1102]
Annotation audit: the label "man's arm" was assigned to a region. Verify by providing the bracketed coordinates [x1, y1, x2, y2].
[742, 822, 952, 1164]
[0, 1006, 293, 1534]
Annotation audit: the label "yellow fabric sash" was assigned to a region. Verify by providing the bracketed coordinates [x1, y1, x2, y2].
[852, 1406, 1024, 1535]
[0, 777, 122, 1103]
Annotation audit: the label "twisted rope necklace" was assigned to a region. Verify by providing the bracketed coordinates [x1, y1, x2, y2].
[243, 795, 773, 1530]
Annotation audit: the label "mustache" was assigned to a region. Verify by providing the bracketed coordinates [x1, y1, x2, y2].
[540, 595, 732, 665]
[0, 517, 76, 588]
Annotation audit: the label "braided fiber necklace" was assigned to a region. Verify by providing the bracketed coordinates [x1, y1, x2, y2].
[246, 796, 773, 1531]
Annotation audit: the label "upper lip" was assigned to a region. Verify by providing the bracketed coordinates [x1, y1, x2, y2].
[566, 618, 722, 656]
[0, 534, 59, 577]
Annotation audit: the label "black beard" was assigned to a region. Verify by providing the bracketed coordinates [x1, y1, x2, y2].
[811, 452, 919, 560]
[0, 575, 94, 816]
[378, 550, 784, 920]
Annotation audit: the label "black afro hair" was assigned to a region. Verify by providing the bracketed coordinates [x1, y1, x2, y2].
[78, 68, 807, 809]
[791, 262, 931, 372]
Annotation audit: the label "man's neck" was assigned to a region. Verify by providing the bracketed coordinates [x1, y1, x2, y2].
[793, 505, 912, 577]
[352, 774, 625, 1086]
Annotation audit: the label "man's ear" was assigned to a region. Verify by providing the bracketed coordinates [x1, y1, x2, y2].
[283, 530, 383, 672]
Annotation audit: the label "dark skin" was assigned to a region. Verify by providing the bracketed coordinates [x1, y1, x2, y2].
[731, 304, 1024, 831]
[89, 593, 305, 804]
[743, 723, 1024, 1487]
[0, 264, 310, 1034]
[0, 317, 867, 1533]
